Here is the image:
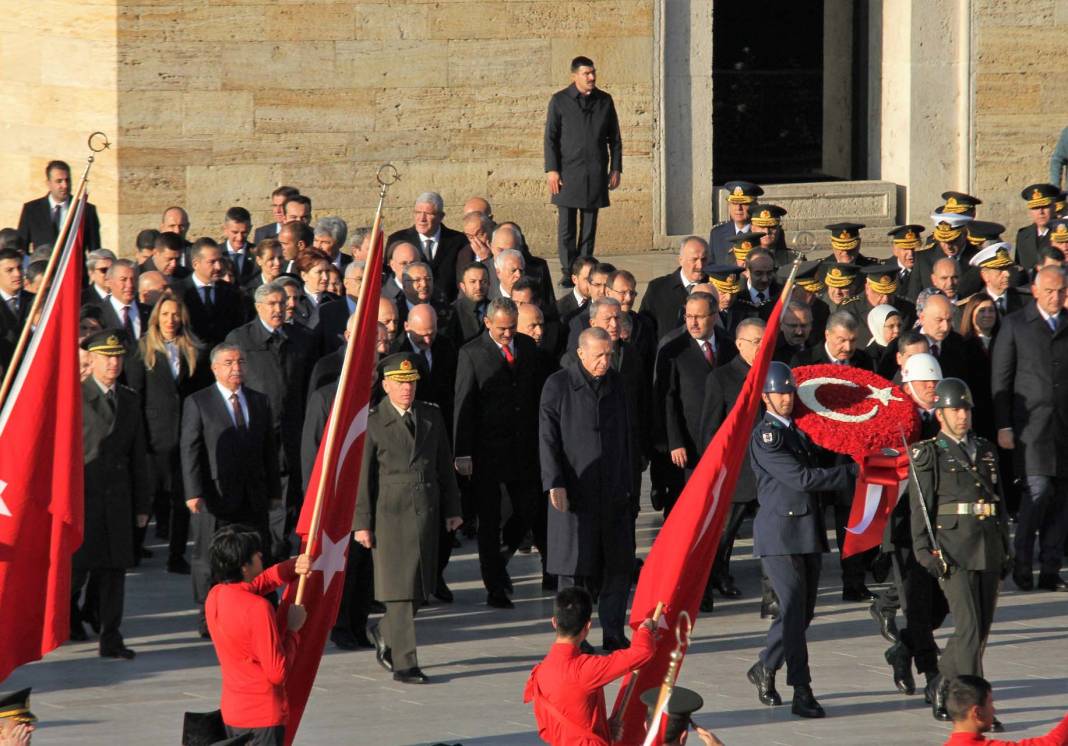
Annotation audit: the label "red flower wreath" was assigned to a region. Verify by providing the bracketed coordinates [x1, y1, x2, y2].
[791, 364, 920, 460]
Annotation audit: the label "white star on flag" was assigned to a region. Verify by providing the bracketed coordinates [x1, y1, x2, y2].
[311, 532, 349, 594]
[865, 384, 902, 406]
[0, 480, 10, 518]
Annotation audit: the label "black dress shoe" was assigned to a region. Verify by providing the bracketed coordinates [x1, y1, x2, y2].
[747, 662, 782, 706]
[991, 716, 1005, 732]
[369, 623, 393, 672]
[842, 584, 877, 602]
[370, 600, 386, 614]
[930, 676, 950, 721]
[330, 628, 368, 650]
[579, 640, 596, 655]
[884, 642, 915, 695]
[487, 591, 514, 609]
[198, 619, 211, 640]
[167, 557, 191, 575]
[1013, 570, 1034, 591]
[69, 623, 88, 642]
[714, 578, 742, 598]
[603, 636, 630, 652]
[432, 577, 454, 603]
[791, 685, 825, 718]
[699, 595, 715, 613]
[100, 645, 136, 660]
[870, 603, 899, 643]
[1037, 573, 1068, 592]
[760, 599, 780, 620]
[393, 667, 429, 684]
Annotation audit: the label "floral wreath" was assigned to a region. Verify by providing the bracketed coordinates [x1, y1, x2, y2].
[792, 364, 920, 460]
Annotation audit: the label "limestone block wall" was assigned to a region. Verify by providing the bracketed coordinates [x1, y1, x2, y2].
[112, 0, 656, 258]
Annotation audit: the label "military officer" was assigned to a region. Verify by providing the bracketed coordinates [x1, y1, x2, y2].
[1014, 183, 1059, 270]
[939, 191, 982, 217]
[353, 353, 462, 685]
[0, 687, 37, 743]
[818, 223, 877, 280]
[887, 225, 926, 302]
[726, 231, 765, 269]
[819, 263, 860, 313]
[750, 203, 792, 265]
[908, 378, 1013, 725]
[705, 264, 754, 335]
[840, 264, 917, 347]
[709, 180, 763, 264]
[746, 362, 858, 719]
[72, 329, 150, 659]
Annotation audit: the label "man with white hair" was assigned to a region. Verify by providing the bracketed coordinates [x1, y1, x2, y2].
[490, 248, 525, 300]
[313, 216, 351, 270]
[387, 191, 469, 302]
[917, 293, 969, 381]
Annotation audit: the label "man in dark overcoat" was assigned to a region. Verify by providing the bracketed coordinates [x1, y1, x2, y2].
[544, 55, 622, 279]
[353, 353, 462, 684]
[72, 330, 150, 659]
[540, 327, 634, 651]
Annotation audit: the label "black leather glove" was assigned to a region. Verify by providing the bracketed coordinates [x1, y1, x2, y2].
[1001, 555, 1015, 581]
[918, 550, 948, 579]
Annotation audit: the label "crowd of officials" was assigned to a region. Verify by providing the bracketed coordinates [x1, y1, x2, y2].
[2, 57, 1068, 746]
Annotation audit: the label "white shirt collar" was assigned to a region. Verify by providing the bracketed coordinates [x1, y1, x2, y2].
[419, 227, 442, 245]
[735, 222, 751, 234]
[47, 194, 69, 210]
[216, 382, 244, 401]
[1038, 305, 1061, 323]
[767, 411, 791, 428]
[678, 268, 694, 289]
[0, 289, 14, 302]
[749, 285, 769, 304]
[572, 287, 585, 305]
[192, 274, 213, 290]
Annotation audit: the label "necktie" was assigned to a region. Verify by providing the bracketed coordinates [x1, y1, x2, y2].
[402, 410, 415, 436]
[930, 343, 940, 358]
[7, 296, 17, 316]
[900, 269, 910, 283]
[422, 348, 432, 371]
[121, 306, 135, 338]
[1050, 315, 1059, 332]
[104, 389, 116, 413]
[756, 291, 766, 305]
[502, 344, 515, 367]
[702, 340, 714, 366]
[230, 393, 246, 430]
[51, 204, 62, 232]
[202, 285, 214, 309]
[996, 296, 1006, 313]
[424, 239, 435, 261]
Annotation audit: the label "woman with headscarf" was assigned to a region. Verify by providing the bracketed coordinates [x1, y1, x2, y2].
[865, 304, 902, 378]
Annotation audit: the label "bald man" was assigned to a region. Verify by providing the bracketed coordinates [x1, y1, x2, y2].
[378, 296, 399, 341]
[918, 293, 969, 381]
[137, 270, 168, 307]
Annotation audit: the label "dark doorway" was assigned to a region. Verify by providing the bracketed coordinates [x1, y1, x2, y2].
[712, 3, 833, 184]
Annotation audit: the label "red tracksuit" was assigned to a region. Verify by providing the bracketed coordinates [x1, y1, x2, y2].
[944, 715, 1068, 746]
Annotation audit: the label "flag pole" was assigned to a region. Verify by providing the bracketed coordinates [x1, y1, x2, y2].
[0, 132, 110, 410]
[610, 601, 665, 741]
[294, 163, 398, 606]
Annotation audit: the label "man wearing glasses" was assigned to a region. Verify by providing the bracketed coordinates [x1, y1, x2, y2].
[387, 192, 470, 303]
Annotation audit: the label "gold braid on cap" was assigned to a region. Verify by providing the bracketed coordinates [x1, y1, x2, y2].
[966, 229, 987, 246]
[866, 274, 898, 295]
[797, 278, 824, 293]
[750, 208, 780, 228]
[709, 276, 741, 295]
[941, 197, 968, 214]
[892, 230, 921, 250]
[933, 222, 962, 242]
[730, 239, 755, 262]
[726, 185, 755, 205]
[1026, 188, 1055, 209]
[980, 249, 1014, 270]
[829, 230, 859, 251]
[824, 267, 856, 288]
[1051, 224, 1068, 243]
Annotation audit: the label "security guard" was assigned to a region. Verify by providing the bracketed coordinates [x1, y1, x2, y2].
[353, 353, 462, 685]
[908, 378, 1013, 726]
[746, 362, 858, 719]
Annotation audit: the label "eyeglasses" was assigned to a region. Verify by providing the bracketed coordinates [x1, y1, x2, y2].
[683, 313, 711, 322]
[737, 337, 763, 345]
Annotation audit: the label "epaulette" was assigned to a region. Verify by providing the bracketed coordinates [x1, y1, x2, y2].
[839, 295, 861, 307]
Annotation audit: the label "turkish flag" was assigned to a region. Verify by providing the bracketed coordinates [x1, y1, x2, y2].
[842, 450, 910, 558]
[280, 227, 384, 744]
[610, 284, 791, 744]
[0, 195, 87, 682]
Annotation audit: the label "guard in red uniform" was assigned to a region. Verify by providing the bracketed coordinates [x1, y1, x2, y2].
[944, 675, 1068, 746]
[205, 525, 311, 746]
[524, 587, 657, 745]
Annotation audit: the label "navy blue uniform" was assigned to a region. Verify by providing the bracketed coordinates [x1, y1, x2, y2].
[750, 413, 856, 686]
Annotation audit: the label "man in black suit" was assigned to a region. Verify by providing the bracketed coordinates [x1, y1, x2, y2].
[98, 259, 150, 343]
[775, 301, 814, 363]
[699, 317, 766, 608]
[544, 56, 622, 278]
[313, 216, 353, 271]
[220, 206, 258, 287]
[489, 249, 525, 302]
[555, 255, 596, 326]
[606, 268, 656, 382]
[387, 191, 468, 303]
[916, 293, 969, 382]
[140, 231, 191, 282]
[177, 239, 247, 347]
[391, 303, 460, 600]
[455, 211, 495, 279]
[383, 241, 420, 309]
[225, 283, 315, 555]
[659, 292, 734, 494]
[993, 266, 1068, 592]
[82, 249, 115, 307]
[640, 236, 709, 342]
[283, 194, 313, 225]
[708, 181, 764, 265]
[278, 221, 314, 275]
[494, 222, 555, 304]
[397, 261, 449, 328]
[512, 277, 565, 359]
[72, 330, 149, 658]
[159, 206, 192, 262]
[443, 262, 489, 346]
[253, 186, 300, 244]
[0, 248, 35, 368]
[1014, 184, 1058, 269]
[317, 259, 361, 355]
[181, 343, 281, 636]
[454, 298, 549, 608]
[16, 159, 101, 252]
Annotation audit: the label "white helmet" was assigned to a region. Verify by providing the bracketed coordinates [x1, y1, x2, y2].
[901, 352, 943, 383]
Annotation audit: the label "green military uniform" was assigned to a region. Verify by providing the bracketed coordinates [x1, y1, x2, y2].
[353, 354, 461, 677]
[908, 428, 1011, 687]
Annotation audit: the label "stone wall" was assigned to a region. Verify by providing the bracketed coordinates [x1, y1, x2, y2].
[0, 2, 119, 248]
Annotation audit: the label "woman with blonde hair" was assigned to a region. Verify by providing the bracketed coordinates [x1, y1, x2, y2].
[125, 291, 211, 574]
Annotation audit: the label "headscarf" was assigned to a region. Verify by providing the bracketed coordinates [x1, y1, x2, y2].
[867, 304, 901, 347]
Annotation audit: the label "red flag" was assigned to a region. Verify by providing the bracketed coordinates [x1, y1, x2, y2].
[842, 450, 910, 558]
[610, 285, 791, 744]
[280, 227, 384, 744]
[0, 195, 87, 682]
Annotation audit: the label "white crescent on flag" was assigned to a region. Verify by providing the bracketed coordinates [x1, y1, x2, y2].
[797, 377, 903, 424]
[334, 404, 369, 492]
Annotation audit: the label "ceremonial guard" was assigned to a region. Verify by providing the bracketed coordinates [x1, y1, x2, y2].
[746, 362, 858, 719]
[353, 353, 462, 685]
[908, 378, 1012, 726]
[73, 330, 150, 659]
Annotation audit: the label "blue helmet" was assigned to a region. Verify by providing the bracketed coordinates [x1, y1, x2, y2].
[763, 361, 796, 394]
